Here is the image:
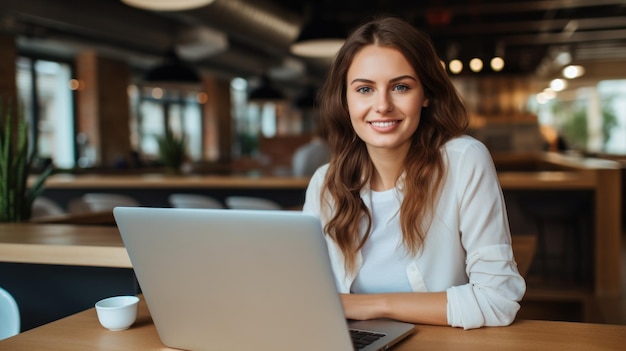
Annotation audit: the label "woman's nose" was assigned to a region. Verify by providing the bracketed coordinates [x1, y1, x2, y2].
[374, 92, 392, 113]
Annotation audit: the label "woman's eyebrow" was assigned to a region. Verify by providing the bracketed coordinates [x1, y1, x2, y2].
[349, 78, 374, 85]
[349, 75, 417, 85]
[390, 75, 417, 83]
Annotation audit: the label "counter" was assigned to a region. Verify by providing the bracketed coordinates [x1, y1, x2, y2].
[1, 295, 625, 350]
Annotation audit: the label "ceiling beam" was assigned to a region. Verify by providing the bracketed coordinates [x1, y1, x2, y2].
[430, 16, 626, 37]
[503, 28, 626, 45]
[424, 0, 626, 16]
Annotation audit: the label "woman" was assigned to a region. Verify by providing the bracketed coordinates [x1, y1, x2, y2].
[302, 16, 525, 330]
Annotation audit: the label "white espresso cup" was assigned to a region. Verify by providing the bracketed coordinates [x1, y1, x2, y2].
[95, 295, 140, 331]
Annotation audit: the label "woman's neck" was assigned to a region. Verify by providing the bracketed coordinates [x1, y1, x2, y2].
[367, 147, 406, 191]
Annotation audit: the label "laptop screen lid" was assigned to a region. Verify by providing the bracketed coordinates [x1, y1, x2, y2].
[114, 207, 413, 351]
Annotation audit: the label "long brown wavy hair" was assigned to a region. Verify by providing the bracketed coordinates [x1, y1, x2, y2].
[317, 16, 469, 273]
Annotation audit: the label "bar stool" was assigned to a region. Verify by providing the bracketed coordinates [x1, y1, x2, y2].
[517, 193, 590, 285]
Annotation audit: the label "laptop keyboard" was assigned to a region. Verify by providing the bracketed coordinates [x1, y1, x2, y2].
[350, 329, 386, 350]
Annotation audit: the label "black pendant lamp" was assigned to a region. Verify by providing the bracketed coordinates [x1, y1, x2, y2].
[144, 49, 202, 89]
[294, 85, 317, 109]
[248, 75, 286, 103]
[290, 3, 345, 59]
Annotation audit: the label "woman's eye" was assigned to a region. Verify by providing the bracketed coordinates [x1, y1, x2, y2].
[393, 84, 409, 92]
[356, 86, 373, 94]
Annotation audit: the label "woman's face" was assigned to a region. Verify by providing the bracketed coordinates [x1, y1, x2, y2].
[346, 45, 428, 155]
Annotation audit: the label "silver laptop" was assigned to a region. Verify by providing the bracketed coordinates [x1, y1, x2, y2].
[114, 207, 414, 351]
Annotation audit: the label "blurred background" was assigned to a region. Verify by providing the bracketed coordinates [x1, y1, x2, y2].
[0, 0, 624, 172]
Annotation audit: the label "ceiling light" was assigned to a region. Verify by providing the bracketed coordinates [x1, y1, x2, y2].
[490, 41, 506, 72]
[536, 93, 551, 104]
[490, 57, 505, 72]
[550, 79, 567, 92]
[537, 89, 556, 104]
[290, 18, 345, 58]
[449, 59, 463, 74]
[291, 39, 345, 58]
[469, 58, 483, 72]
[562, 65, 585, 79]
[121, 0, 215, 11]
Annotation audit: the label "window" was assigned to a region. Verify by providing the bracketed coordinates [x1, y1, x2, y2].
[230, 77, 305, 158]
[129, 86, 205, 163]
[530, 79, 626, 154]
[16, 57, 75, 169]
[597, 80, 626, 154]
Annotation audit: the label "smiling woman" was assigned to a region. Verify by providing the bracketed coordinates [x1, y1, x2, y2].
[302, 16, 525, 330]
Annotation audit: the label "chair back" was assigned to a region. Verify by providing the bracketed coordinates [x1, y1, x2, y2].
[225, 196, 281, 210]
[83, 193, 140, 212]
[31, 196, 65, 218]
[0, 287, 20, 340]
[169, 194, 224, 209]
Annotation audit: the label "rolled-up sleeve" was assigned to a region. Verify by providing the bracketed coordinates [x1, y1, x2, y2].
[446, 141, 526, 329]
[447, 245, 525, 329]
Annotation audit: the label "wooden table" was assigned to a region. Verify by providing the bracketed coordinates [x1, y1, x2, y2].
[0, 223, 130, 268]
[1, 296, 624, 350]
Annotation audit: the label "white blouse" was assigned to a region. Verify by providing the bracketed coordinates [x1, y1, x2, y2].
[351, 188, 413, 294]
[302, 135, 526, 329]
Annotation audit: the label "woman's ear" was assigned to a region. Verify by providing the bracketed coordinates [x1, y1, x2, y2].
[423, 98, 430, 107]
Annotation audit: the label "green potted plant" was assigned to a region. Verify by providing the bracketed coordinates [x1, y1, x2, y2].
[156, 128, 187, 175]
[0, 100, 54, 222]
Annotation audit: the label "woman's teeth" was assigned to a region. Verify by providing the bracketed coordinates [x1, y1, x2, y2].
[370, 121, 398, 128]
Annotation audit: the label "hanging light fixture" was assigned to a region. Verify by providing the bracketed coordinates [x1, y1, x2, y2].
[490, 41, 506, 72]
[490, 57, 505, 72]
[449, 59, 463, 74]
[294, 85, 318, 109]
[469, 58, 484, 73]
[121, 0, 215, 11]
[290, 4, 345, 59]
[562, 65, 585, 79]
[248, 75, 286, 103]
[290, 21, 346, 58]
[143, 49, 202, 90]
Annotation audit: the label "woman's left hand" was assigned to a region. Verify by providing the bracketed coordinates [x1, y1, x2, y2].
[340, 293, 384, 320]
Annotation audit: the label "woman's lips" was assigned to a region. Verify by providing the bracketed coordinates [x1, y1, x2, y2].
[368, 120, 400, 131]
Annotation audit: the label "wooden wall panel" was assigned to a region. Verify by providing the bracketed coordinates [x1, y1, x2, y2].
[0, 34, 17, 106]
[76, 51, 131, 167]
